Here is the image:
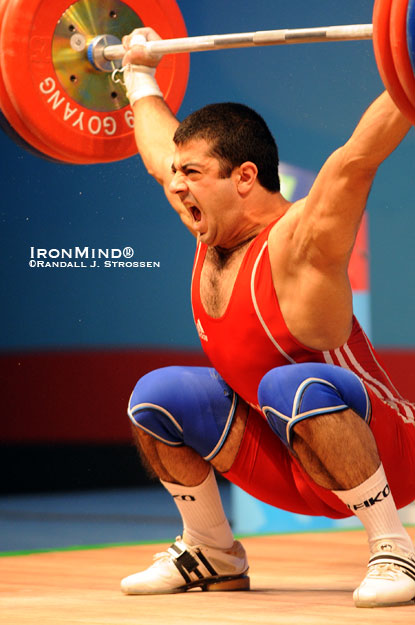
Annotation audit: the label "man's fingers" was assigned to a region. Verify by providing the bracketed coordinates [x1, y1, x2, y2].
[122, 28, 163, 66]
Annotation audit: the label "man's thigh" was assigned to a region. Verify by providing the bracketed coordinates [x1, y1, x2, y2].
[221, 406, 347, 518]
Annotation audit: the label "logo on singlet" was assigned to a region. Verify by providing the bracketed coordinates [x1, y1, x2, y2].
[196, 319, 208, 342]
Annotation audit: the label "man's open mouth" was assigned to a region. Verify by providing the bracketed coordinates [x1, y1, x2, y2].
[190, 206, 202, 222]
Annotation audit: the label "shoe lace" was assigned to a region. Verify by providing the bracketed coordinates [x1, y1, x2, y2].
[152, 550, 170, 563]
[367, 562, 402, 581]
[152, 537, 183, 564]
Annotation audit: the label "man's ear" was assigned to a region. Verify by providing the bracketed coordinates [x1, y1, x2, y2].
[236, 161, 258, 195]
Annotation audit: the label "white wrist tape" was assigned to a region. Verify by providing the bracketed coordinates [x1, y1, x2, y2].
[123, 64, 163, 106]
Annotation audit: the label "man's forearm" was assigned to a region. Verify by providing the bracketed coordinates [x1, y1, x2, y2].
[344, 91, 411, 172]
[132, 95, 179, 184]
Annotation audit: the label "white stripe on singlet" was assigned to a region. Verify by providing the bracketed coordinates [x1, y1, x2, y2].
[344, 339, 415, 424]
[323, 350, 334, 365]
[323, 340, 415, 425]
[251, 241, 296, 364]
[191, 242, 203, 326]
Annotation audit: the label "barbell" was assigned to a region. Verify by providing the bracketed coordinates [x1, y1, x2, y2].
[0, 0, 414, 165]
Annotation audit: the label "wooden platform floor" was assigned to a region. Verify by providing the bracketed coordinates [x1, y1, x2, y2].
[1, 530, 414, 624]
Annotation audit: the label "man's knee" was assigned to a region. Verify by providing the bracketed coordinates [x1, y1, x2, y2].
[257, 363, 371, 450]
[128, 366, 238, 460]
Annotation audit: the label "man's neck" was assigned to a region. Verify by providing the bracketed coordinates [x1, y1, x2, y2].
[214, 191, 290, 253]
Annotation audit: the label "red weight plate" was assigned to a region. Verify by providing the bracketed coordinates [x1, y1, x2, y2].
[2, 0, 189, 164]
[408, 0, 415, 73]
[0, 0, 83, 162]
[373, 0, 415, 124]
[390, 0, 415, 107]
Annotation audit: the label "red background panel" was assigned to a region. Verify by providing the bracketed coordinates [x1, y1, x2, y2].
[1, 347, 413, 444]
[1, 349, 208, 443]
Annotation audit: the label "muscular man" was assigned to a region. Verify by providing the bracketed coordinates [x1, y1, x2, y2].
[118, 27, 415, 607]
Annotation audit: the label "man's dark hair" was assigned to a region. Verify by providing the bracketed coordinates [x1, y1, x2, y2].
[173, 103, 280, 192]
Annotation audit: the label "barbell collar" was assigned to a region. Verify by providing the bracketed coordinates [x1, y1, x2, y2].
[103, 23, 374, 63]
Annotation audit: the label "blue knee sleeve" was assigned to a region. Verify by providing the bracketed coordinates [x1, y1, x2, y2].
[128, 366, 237, 461]
[258, 363, 371, 449]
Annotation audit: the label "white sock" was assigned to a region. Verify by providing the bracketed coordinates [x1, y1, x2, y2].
[333, 464, 413, 554]
[161, 467, 234, 549]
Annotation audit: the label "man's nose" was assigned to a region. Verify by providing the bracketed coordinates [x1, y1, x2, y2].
[169, 173, 187, 195]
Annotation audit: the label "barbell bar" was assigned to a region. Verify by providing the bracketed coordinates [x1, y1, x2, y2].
[102, 24, 374, 65]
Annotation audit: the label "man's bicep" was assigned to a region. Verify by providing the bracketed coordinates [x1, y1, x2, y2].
[297, 91, 410, 265]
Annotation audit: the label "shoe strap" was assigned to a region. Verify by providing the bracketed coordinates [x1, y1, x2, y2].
[167, 541, 219, 582]
[168, 542, 200, 572]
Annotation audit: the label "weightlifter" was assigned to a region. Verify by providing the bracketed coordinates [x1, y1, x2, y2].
[119, 26, 415, 607]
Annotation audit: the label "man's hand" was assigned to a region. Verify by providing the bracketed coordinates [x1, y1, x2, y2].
[120, 28, 164, 107]
[122, 27, 163, 68]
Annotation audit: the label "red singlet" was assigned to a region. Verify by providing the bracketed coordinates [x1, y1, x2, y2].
[191, 222, 415, 518]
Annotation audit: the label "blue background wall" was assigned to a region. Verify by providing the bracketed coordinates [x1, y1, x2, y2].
[2, 0, 415, 355]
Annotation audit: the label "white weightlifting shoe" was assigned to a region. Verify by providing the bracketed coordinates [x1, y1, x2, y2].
[121, 536, 250, 595]
[353, 539, 415, 608]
